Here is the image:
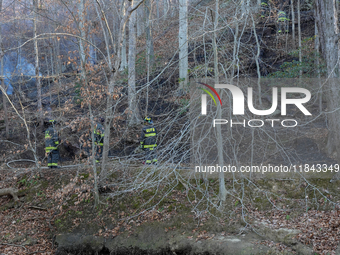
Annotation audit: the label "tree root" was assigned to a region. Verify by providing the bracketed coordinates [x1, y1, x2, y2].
[0, 188, 19, 201]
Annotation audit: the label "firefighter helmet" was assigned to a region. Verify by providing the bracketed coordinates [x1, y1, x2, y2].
[144, 116, 153, 124]
[46, 119, 56, 126]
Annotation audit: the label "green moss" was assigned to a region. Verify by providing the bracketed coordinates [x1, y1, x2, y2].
[18, 188, 28, 196]
[80, 173, 90, 179]
[286, 187, 303, 199]
[41, 180, 49, 189]
[132, 202, 140, 209]
[54, 183, 62, 190]
[175, 182, 185, 191]
[141, 189, 156, 200]
[119, 202, 127, 211]
[254, 197, 271, 210]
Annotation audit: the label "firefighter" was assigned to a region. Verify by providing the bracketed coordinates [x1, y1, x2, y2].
[260, 0, 269, 18]
[140, 116, 157, 165]
[45, 119, 60, 168]
[277, 10, 289, 33]
[94, 117, 105, 163]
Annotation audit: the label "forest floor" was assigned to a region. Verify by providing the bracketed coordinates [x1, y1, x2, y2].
[1, 149, 340, 255]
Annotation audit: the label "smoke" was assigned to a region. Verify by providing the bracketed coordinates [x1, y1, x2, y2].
[1, 52, 41, 95]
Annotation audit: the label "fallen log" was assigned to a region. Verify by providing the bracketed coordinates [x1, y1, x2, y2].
[0, 188, 19, 201]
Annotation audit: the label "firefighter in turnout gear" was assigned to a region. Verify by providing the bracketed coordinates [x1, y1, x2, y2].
[94, 117, 105, 163]
[277, 10, 289, 33]
[45, 120, 60, 168]
[260, 0, 269, 18]
[140, 117, 157, 165]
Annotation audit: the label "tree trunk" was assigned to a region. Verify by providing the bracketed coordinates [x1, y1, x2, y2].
[315, 0, 340, 162]
[314, 10, 322, 113]
[232, 22, 239, 80]
[178, 0, 188, 90]
[291, 0, 295, 47]
[128, 0, 140, 125]
[212, 0, 227, 203]
[0, 0, 8, 138]
[120, 0, 128, 71]
[297, 0, 302, 78]
[163, 0, 167, 20]
[145, 0, 154, 66]
[252, 15, 262, 105]
[33, 0, 42, 127]
[145, 0, 154, 115]
[95, 3, 112, 68]
[78, 0, 86, 78]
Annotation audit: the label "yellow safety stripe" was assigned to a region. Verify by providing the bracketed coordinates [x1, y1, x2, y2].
[46, 146, 57, 150]
[48, 163, 58, 166]
[144, 133, 156, 137]
[45, 135, 52, 139]
[143, 144, 157, 148]
[55, 141, 59, 145]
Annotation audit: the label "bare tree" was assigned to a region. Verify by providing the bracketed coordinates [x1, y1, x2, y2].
[120, 0, 128, 71]
[145, 0, 154, 116]
[297, 0, 302, 78]
[291, 0, 295, 46]
[100, 0, 145, 173]
[0, 0, 9, 138]
[178, 0, 188, 90]
[128, 0, 141, 125]
[212, 0, 227, 203]
[33, 0, 43, 127]
[78, 0, 86, 78]
[163, 0, 168, 20]
[315, 0, 340, 162]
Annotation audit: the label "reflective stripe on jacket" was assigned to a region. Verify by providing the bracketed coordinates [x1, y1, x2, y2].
[141, 125, 157, 149]
[94, 123, 105, 145]
[45, 126, 59, 152]
[278, 11, 287, 21]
